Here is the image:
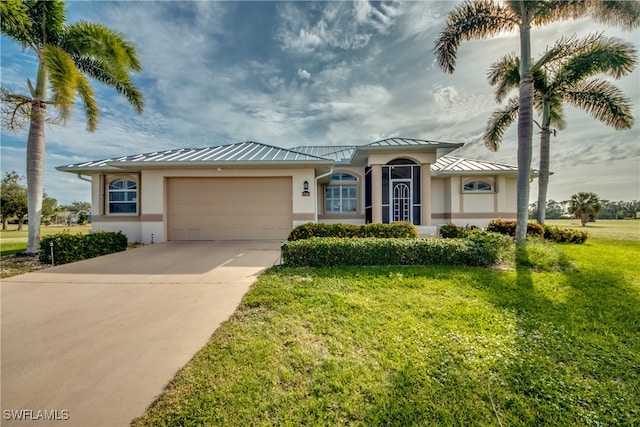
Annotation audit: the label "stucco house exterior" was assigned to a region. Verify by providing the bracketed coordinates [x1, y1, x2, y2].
[57, 137, 528, 243]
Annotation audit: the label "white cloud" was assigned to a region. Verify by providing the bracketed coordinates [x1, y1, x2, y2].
[297, 69, 311, 80]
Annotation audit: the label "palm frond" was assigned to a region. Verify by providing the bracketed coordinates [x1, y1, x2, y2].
[24, 0, 66, 47]
[41, 45, 79, 123]
[527, 1, 590, 27]
[62, 22, 144, 114]
[434, 0, 517, 73]
[534, 33, 604, 72]
[589, 1, 640, 31]
[75, 75, 99, 132]
[483, 97, 519, 152]
[62, 21, 142, 73]
[73, 57, 144, 114]
[552, 37, 637, 92]
[487, 54, 520, 102]
[564, 79, 634, 130]
[0, 0, 33, 48]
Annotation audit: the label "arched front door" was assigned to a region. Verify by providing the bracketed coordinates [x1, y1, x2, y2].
[391, 180, 412, 222]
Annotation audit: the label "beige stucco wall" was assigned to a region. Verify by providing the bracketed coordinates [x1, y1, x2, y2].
[430, 174, 518, 227]
[430, 178, 445, 213]
[90, 167, 317, 243]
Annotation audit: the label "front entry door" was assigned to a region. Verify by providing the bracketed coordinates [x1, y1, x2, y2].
[391, 180, 412, 223]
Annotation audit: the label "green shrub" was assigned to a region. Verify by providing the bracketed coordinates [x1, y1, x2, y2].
[439, 223, 465, 238]
[542, 225, 589, 244]
[439, 223, 479, 238]
[287, 222, 418, 241]
[487, 219, 544, 237]
[281, 231, 512, 267]
[39, 231, 128, 265]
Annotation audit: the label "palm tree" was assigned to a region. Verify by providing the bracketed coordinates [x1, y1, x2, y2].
[568, 192, 602, 226]
[434, 0, 639, 245]
[1, 0, 143, 253]
[484, 34, 636, 224]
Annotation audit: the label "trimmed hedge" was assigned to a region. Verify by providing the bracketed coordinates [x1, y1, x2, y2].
[288, 222, 418, 241]
[39, 231, 128, 265]
[281, 231, 512, 267]
[486, 219, 588, 244]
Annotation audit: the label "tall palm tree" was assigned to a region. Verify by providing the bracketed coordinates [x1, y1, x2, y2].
[434, 0, 639, 245]
[484, 34, 636, 224]
[1, 0, 143, 253]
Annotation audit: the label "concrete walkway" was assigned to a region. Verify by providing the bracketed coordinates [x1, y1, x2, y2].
[1, 241, 281, 426]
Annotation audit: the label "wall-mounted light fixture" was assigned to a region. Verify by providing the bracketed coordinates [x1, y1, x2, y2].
[303, 180, 309, 191]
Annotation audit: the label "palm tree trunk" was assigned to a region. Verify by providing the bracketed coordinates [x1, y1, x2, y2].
[515, 4, 534, 247]
[26, 63, 47, 254]
[536, 101, 551, 225]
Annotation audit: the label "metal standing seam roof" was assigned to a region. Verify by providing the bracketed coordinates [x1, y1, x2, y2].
[292, 146, 357, 163]
[432, 156, 521, 173]
[57, 141, 331, 171]
[362, 137, 462, 148]
[57, 139, 527, 175]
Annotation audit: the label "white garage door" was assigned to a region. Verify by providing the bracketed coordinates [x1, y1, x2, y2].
[167, 177, 292, 240]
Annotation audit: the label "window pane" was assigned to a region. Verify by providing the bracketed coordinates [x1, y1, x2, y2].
[342, 186, 356, 198]
[109, 180, 124, 190]
[327, 201, 340, 213]
[125, 191, 137, 202]
[109, 203, 136, 214]
[463, 183, 474, 191]
[109, 192, 126, 202]
[477, 182, 492, 191]
[343, 199, 357, 212]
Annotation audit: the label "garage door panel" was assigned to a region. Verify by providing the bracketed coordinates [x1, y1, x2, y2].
[167, 177, 292, 240]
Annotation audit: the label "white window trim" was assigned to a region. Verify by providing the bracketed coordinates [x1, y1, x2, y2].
[324, 172, 359, 214]
[105, 175, 139, 215]
[462, 179, 495, 193]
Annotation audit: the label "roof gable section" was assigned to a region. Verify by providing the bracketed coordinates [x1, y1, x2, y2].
[432, 156, 520, 173]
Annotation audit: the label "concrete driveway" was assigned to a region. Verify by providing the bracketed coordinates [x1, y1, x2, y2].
[1, 241, 281, 426]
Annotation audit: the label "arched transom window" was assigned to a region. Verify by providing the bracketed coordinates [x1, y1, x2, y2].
[108, 178, 138, 214]
[325, 173, 358, 213]
[463, 180, 494, 192]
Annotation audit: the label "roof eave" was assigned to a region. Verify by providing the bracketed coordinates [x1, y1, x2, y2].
[432, 170, 539, 177]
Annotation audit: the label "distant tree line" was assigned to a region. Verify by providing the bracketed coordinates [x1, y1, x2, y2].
[1, 171, 90, 230]
[530, 196, 639, 221]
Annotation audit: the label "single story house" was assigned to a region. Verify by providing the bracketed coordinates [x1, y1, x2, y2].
[57, 137, 530, 243]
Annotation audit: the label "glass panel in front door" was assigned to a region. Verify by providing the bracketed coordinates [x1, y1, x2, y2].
[392, 182, 411, 222]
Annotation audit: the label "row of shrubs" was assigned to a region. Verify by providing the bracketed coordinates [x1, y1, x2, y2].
[288, 222, 418, 241]
[39, 231, 128, 265]
[441, 220, 589, 244]
[281, 232, 513, 267]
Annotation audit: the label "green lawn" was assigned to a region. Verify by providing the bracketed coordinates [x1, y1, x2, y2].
[545, 218, 640, 241]
[0, 225, 91, 255]
[128, 221, 635, 425]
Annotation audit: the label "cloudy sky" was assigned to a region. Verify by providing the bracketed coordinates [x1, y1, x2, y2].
[1, 0, 638, 205]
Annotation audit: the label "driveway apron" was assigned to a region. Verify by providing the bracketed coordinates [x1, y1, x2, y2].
[1, 241, 281, 426]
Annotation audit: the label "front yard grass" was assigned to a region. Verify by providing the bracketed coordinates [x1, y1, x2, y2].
[132, 224, 640, 426]
[0, 225, 91, 277]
